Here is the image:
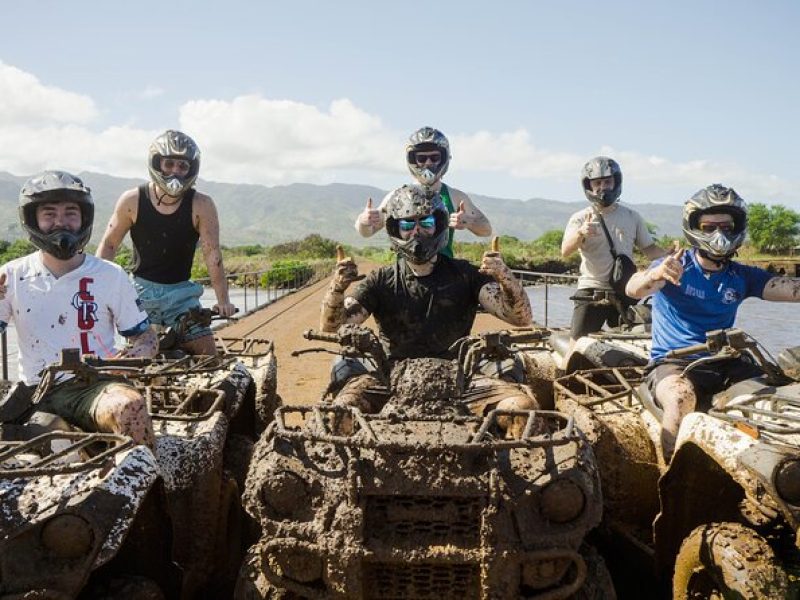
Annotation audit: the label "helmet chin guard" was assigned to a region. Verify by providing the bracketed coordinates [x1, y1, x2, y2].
[682, 184, 747, 260]
[384, 185, 449, 264]
[19, 170, 94, 259]
[581, 156, 622, 207]
[406, 127, 451, 187]
[148, 130, 201, 197]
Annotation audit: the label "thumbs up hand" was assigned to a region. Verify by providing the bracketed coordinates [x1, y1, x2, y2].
[332, 245, 361, 292]
[649, 240, 685, 286]
[449, 201, 468, 230]
[358, 197, 382, 230]
[480, 237, 512, 282]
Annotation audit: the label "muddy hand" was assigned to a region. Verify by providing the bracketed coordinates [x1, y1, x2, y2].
[0, 272, 6, 300]
[333, 245, 361, 291]
[213, 301, 237, 318]
[449, 201, 468, 230]
[358, 197, 382, 229]
[480, 238, 512, 282]
[651, 240, 684, 286]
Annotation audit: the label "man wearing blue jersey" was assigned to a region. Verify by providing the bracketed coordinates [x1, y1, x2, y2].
[626, 184, 800, 458]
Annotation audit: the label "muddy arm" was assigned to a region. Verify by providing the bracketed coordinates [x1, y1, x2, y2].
[762, 277, 800, 302]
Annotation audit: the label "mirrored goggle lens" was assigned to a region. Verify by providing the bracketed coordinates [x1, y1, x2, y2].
[699, 223, 734, 233]
[161, 158, 191, 173]
[414, 152, 441, 165]
[398, 215, 436, 231]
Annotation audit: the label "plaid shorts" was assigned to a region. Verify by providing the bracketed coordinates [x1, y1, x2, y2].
[133, 277, 211, 342]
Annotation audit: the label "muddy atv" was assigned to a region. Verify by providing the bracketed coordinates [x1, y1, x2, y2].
[237, 325, 613, 599]
[9, 347, 258, 599]
[0, 430, 177, 599]
[554, 328, 800, 599]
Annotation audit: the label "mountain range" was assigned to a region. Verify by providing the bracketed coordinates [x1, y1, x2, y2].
[0, 171, 684, 247]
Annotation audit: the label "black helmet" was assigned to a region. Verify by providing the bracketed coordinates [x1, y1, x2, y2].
[406, 127, 450, 186]
[581, 156, 622, 207]
[19, 170, 94, 260]
[148, 130, 201, 196]
[682, 184, 747, 261]
[385, 185, 449, 264]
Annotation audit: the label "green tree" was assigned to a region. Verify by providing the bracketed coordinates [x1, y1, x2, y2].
[748, 203, 800, 254]
[531, 229, 564, 253]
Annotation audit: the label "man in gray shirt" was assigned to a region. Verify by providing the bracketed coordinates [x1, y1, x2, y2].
[561, 157, 666, 342]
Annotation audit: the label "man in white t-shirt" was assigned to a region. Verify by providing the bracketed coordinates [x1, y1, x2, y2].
[561, 157, 666, 342]
[0, 171, 158, 448]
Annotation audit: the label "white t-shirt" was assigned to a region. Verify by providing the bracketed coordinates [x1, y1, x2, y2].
[0, 253, 149, 384]
[565, 203, 655, 290]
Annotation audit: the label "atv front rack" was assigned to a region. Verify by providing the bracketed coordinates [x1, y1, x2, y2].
[555, 367, 646, 409]
[215, 336, 274, 358]
[273, 404, 579, 451]
[0, 431, 133, 477]
[144, 386, 226, 420]
[711, 393, 800, 436]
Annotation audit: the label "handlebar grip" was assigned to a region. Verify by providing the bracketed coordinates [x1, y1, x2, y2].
[666, 343, 709, 358]
[303, 329, 339, 343]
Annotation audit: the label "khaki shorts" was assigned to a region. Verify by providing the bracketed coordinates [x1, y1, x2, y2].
[35, 377, 133, 432]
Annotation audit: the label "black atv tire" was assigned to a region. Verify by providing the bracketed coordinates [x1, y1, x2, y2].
[673, 522, 788, 599]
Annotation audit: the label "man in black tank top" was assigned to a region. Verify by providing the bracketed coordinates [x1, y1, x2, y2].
[96, 130, 234, 355]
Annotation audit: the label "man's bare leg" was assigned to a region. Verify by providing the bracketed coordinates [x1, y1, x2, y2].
[181, 333, 218, 356]
[655, 374, 697, 461]
[94, 384, 156, 450]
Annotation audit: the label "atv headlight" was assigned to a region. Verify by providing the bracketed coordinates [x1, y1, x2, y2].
[521, 556, 572, 590]
[261, 471, 308, 519]
[540, 479, 585, 524]
[775, 459, 800, 505]
[40, 514, 94, 559]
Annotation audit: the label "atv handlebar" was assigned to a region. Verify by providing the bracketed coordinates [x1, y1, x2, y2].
[303, 329, 339, 343]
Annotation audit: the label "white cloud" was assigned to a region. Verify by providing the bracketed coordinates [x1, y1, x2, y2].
[0, 61, 793, 205]
[0, 61, 97, 126]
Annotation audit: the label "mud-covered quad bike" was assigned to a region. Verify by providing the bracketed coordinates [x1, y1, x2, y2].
[529, 291, 652, 379]
[156, 306, 280, 436]
[0, 427, 178, 599]
[0, 342, 259, 599]
[236, 325, 614, 599]
[554, 328, 800, 599]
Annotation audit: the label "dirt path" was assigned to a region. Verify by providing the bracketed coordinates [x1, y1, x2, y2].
[219, 264, 511, 406]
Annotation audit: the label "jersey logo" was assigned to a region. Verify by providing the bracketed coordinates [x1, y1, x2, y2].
[72, 277, 98, 353]
[720, 287, 741, 305]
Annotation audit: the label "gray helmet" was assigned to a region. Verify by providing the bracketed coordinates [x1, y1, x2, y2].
[385, 185, 449, 264]
[406, 127, 450, 186]
[581, 156, 622, 207]
[682, 184, 747, 261]
[19, 170, 94, 260]
[147, 130, 201, 196]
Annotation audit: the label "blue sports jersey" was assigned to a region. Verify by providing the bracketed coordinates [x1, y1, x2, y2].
[650, 249, 773, 361]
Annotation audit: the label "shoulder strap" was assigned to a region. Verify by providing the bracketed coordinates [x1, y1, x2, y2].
[597, 213, 618, 259]
[438, 184, 455, 257]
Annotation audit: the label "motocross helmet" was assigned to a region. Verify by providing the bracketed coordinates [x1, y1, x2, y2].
[19, 170, 94, 260]
[385, 185, 449, 264]
[682, 184, 747, 261]
[406, 127, 451, 186]
[581, 156, 622, 207]
[148, 130, 201, 197]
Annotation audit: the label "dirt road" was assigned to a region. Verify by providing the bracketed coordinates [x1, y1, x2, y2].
[219, 265, 510, 406]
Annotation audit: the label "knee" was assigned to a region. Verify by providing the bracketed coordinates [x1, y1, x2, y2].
[496, 395, 538, 412]
[96, 386, 153, 437]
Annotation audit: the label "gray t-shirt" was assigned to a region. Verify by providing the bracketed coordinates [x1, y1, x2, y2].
[565, 203, 655, 290]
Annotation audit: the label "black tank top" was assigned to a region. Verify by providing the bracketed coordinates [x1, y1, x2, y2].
[131, 185, 199, 283]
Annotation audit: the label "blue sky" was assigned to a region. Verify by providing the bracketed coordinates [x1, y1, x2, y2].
[0, 0, 797, 207]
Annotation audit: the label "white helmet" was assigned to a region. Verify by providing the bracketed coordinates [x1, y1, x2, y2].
[405, 127, 450, 186]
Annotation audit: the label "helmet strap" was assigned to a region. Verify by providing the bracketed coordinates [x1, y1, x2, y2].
[153, 184, 182, 207]
[697, 248, 730, 267]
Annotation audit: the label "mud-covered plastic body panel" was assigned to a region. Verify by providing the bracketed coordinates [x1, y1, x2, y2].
[0, 433, 165, 597]
[242, 404, 603, 599]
